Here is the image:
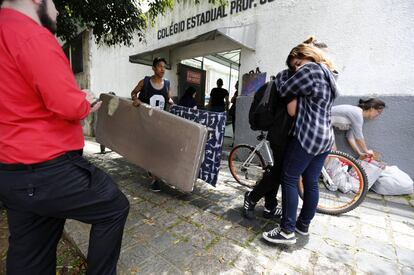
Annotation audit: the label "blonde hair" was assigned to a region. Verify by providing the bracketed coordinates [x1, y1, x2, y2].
[286, 43, 335, 71]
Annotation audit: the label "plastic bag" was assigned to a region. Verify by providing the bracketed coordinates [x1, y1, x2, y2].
[359, 159, 386, 189]
[372, 166, 414, 195]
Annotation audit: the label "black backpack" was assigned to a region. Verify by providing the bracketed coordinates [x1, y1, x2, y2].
[248, 81, 277, 131]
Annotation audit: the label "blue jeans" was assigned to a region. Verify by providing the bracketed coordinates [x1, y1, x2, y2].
[281, 138, 329, 232]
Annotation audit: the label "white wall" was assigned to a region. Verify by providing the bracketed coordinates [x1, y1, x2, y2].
[89, 0, 414, 98]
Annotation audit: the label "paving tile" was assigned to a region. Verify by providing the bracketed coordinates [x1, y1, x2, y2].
[325, 225, 357, 246]
[360, 223, 390, 242]
[401, 266, 414, 275]
[224, 224, 256, 245]
[277, 247, 312, 271]
[182, 251, 235, 274]
[173, 202, 202, 218]
[311, 239, 354, 266]
[355, 236, 397, 260]
[160, 241, 198, 268]
[191, 212, 233, 235]
[394, 233, 414, 250]
[264, 260, 302, 275]
[168, 221, 199, 239]
[131, 254, 181, 274]
[313, 255, 354, 275]
[129, 223, 164, 243]
[119, 244, 157, 269]
[396, 246, 414, 268]
[232, 248, 268, 274]
[187, 228, 217, 249]
[134, 200, 162, 220]
[248, 235, 282, 259]
[207, 238, 243, 264]
[147, 231, 178, 253]
[391, 220, 414, 236]
[355, 251, 399, 274]
[64, 219, 91, 248]
[359, 212, 387, 228]
[221, 208, 243, 224]
[123, 204, 147, 230]
[384, 195, 410, 206]
[329, 215, 360, 233]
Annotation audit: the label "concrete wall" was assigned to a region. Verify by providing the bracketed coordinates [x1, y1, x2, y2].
[87, 0, 414, 99]
[74, 31, 92, 90]
[234, 96, 414, 179]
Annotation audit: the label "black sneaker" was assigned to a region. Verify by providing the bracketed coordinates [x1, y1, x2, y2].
[242, 192, 256, 219]
[263, 206, 282, 219]
[263, 226, 296, 244]
[295, 222, 309, 236]
[150, 180, 161, 192]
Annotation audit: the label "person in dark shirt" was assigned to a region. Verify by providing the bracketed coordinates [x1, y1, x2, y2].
[178, 86, 197, 109]
[228, 81, 239, 136]
[208, 78, 229, 112]
[131, 57, 173, 111]
[131, 57, 174, 192]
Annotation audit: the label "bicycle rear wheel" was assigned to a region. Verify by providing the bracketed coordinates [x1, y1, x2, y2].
[228, 144, 266, 188]
[299, 151, 368, 215]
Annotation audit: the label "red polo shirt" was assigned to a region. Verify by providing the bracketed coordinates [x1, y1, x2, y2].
[0, 8, 90, 164]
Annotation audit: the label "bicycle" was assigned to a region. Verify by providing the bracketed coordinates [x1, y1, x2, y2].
[228, 131, 368, 215]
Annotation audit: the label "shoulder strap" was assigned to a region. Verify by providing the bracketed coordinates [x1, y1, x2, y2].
[259, 81, 274, 106]
[143, 76, 151, 91]
[164, 79, 170, 91]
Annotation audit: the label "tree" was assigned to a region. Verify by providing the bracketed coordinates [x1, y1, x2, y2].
[56, 0, 225, 47]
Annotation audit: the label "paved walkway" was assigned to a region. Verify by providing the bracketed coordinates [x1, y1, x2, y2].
[63, 140, 414, 274]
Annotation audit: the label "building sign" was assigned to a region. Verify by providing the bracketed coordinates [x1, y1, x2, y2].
[157, 0, 275, 40]
[186, 71, 202, 85]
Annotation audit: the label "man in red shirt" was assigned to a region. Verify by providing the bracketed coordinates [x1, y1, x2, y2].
[0, 1, 130, 274]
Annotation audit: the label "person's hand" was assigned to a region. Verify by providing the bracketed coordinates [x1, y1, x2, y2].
[168, 98, 174, 105]
[83, 89, 97, 104]
[132, 98, 142, 107]
[361, 150, 374, 159]
[90, 101, 102, 113]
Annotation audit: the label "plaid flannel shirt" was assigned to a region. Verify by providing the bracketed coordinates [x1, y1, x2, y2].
[276, 62, 338, 155]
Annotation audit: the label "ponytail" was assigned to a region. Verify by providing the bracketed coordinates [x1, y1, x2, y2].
[358, 98, 386, 110]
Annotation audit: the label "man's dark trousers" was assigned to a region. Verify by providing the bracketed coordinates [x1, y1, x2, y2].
[0, 152, 130, 275]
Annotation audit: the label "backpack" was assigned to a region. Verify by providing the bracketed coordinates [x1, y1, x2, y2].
[248, 81, 277, 131]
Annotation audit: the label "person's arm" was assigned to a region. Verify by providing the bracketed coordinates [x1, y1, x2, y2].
[208, 90, 213, 109]
[287, 98, 297, 117]
[225, 95, 230, 112]
[167, 87, 174, 105]
[279, 64, 316, 98]
[346, 132, 373, 157]
[231, 92, 237, 104]
[355, 138, 373, 157]
[15, 33, 90, 120]
[131, 80, 144, 100]
[131, 80, 144, 106]
[347, 111, 373, 157]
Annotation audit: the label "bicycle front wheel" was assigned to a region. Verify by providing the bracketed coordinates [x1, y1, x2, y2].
[228, 144, 266, 189]
[299, 151, 368, 215]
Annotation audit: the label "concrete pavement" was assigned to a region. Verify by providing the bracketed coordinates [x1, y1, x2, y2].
[62, 140, 414, 274]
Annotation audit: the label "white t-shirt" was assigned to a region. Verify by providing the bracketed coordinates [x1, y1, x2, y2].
[331, 105, 364, 139]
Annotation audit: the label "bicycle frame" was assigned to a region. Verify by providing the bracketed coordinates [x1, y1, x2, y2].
[241, 139, 273, 169]
[240, 135, 335, 187]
